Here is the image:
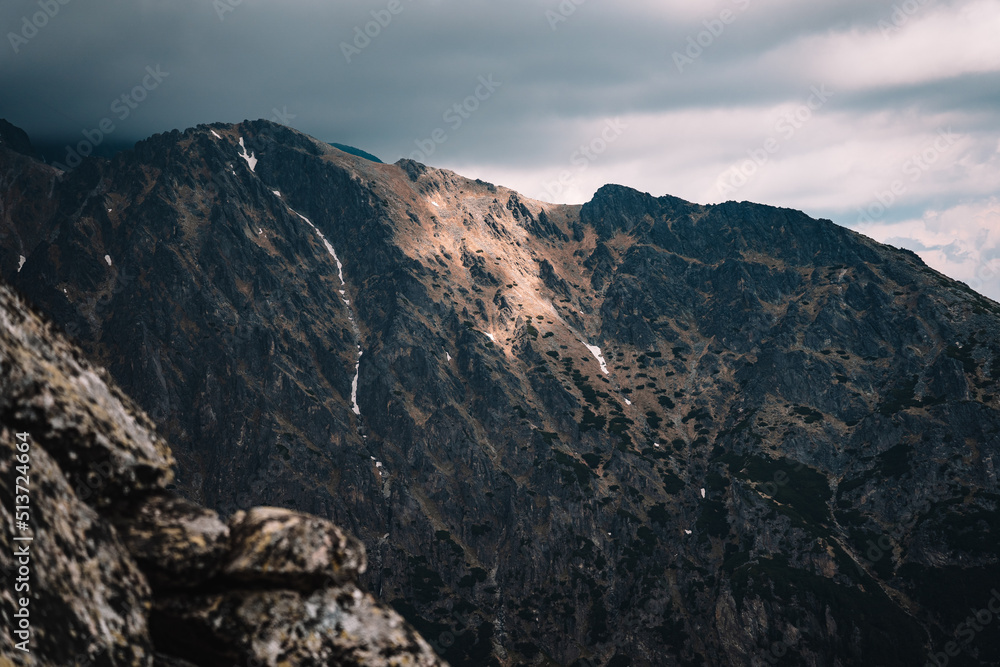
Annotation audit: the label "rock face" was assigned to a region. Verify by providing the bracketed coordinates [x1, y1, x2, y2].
[0, 282, 445, 666]
[2, 118, 999, 665]
[223, 506, 366, 589]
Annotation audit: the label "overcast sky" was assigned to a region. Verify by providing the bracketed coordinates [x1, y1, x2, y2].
[2, 0, 998, 299]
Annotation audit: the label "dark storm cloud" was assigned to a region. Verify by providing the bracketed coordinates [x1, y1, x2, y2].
[0, 0, 944, 158]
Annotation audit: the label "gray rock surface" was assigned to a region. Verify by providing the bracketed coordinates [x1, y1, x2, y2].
[224, 506, 367, 590]
[114, 494, 229, 591]
[0, 282, 446, 666]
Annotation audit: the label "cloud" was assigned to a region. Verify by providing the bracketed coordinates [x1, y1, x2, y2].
[1, 0, 997, 298]
[741, 0, 1000, 92]
[856, 198, 1000, 301]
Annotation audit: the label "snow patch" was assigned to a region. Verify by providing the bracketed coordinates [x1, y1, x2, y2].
[211, 130, 222, 139]
[351, 351, 363, 415]
[684, 530, 692, 535]
[430, 200, 440, 208]
[104, 255, 112, 267]
[624, 398, 631, 406]
[17, 255, 26, 273]
[585, 343, 609, 375]
[272, 190, 281, 197]
[479, 331, 496, 343]
[446, 352, 452, 361]
[237, 137, 257, 172]
[700, 488, 706, 498]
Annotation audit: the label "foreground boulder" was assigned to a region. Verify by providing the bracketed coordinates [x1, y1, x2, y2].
[0, 281, 446, 666]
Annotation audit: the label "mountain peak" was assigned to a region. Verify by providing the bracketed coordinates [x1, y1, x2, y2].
[2, 120, 999, 666]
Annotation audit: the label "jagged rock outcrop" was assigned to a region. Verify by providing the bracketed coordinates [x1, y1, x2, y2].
[2, 119, 999, 665]
[0, 282, 445, 666]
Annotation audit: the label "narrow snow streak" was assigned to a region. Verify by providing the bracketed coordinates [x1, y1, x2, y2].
[237, 137, 257, 172]
[351, 350, 363, 416]
[17, 255, 25, 273]
[211, 130, 222, 139]
[291, 208, 363, 419]
[104, 255, 112, 267]
[294, 212, 344, 284]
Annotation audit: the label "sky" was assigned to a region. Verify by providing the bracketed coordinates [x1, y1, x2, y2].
[2, 0, 998, 299]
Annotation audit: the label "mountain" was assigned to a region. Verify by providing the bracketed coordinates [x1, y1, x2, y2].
[0, 281, 445, 666]
[2, 118, 999, 666]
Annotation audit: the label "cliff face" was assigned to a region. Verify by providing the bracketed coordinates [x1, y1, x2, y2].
[2, 119, 999, 666]
[0, 282, 445, 665]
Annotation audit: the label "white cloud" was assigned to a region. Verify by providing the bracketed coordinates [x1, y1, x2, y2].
[451, 105, 1000, 219]
[745, 0, 1000, 92]
[856, 198, 1000, 301]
